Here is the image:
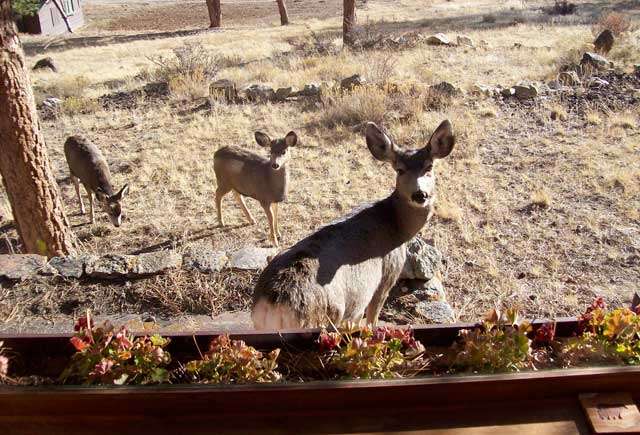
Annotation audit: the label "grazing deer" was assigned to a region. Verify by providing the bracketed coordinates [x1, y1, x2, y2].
[64, 136, 129, 227]
[214, 131, 298, 247]
[252, 120, 455, 329]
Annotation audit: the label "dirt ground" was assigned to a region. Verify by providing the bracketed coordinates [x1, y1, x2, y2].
[1, 0, 639, 332]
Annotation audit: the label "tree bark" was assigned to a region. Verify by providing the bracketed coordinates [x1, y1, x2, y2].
[343, 0, 357, 47]
[0, 0, 76, 257]
[205, 0, 221, 28]
[276, 0, 289, 26]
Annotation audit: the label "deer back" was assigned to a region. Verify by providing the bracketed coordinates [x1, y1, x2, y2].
[64, 136, 114, 196]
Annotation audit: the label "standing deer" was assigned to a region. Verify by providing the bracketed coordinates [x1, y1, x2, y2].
[214, 130, 297, 247]
[64, 136, 129, 227]
[252, 120, 455, 329]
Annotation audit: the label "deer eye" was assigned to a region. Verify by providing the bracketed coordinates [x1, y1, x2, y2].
[396, 168, 406, 176]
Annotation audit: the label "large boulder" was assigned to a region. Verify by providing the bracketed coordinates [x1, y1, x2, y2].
[48, 256, 94, 279]
[593, 29, 614, 55]
[32, 57, 57, 72]
[456, 35, 474, 47]
[414, 300, 455, 323]
[401, 237, 444, 281]
[430, 81, 460, 96]
[229, 247, 277, 270]
[513, 84, 538, 100]
[426, 33, 451, 46]
[340, 74, 366, 91]
[402, 277, 446, 302]
[0, 254, 53, 281]
[209, 79, 237, 102]
[558, 70, 581, 86]
[581, 52, 611, 70]
[183, 246, 228, 273]
[274, 86, 295, 101]
[296, 83, 322, 97]
[242, 84, 276, 102]
[86, 251, 181, 279]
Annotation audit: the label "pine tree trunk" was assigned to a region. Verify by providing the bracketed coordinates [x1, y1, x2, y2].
[343, 0, 357, 47]
[276, 0, 289, 26]
[206, 0, 221, 28]
[0, 0, 76, 257]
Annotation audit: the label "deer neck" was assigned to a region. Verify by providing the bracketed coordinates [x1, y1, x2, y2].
[267, 163, 289, 198]
[389, 191, 431, 243]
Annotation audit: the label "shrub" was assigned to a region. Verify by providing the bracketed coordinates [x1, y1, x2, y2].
[62, 96, 100, 116]
[184, 335, 281, 384]
[317, 325, 427, 379]
[12, 0, 39, 17]
[547, 1, 576, 16]
[60, 314, 171, 385]
[321, 85, 388, 127]
[43, 75, 91, 99]
[593, 12, 633, 36]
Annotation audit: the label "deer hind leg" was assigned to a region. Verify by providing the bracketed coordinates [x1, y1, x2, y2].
[215, 186, 231, 227]
[233, 190, 256, 225]
[85, 186, 95, 224]
[260, 201, 278, 247]
[71, 176, 85, 215]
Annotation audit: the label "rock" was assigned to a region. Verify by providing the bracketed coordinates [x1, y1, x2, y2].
[456, 35, 474, 47]
[401, 237, 443, 281]
[274, 86, 295, 101]
[340, 74, 366, 91]
[86, 251, 181, 279]
[404, 277, 446, 302]
[430, 81, 460, 96]
[229, 247, 277, 270]
[500, 87, 515, 98]
[558, 70, 581, 86]
[581, 52, 611, 70]
[39, 97, 63, 120]
[414, 301, 455, 324]
[471, 84, 498, 96]
[426, 33, 451, 46]
[0, 254, 53, 280]
[32, 57, 57, 72]
[547, 80, 562, 90]
[183, 247, 228, 273]
[594, 29, 614, 55]
[242, 84, 276, 102]
[513, 84, 538, 100]
[209, 79, 237, 102]
[48, 256, 91, 279]
[588, 77, 609, 88]
[297, 83, 322, 97]
[131, 251, 182, 276]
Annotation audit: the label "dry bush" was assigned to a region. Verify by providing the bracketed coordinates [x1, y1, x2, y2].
[42, 75, 91, 99]
[530, 189, 552, 209]
[62, 96, 100, 116]
[320, 85, 388, 127]
[592, 12, 633, 36]
[363, 53, 398, 85]
[147, 42, 220, 99]
[585, 111, 602, 126]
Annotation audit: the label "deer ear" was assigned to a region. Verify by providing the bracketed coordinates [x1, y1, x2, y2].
[284, 131, 298, 147]
[255, 131, 271, 147]
[365, 122, 396, 163]
[112, 184, 129, 201]
[426, 120, 455, 159]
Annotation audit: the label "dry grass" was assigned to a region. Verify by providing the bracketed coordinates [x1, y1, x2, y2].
[2, 0, 639, 326]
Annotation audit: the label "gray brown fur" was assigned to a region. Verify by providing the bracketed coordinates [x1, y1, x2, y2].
[63, 135, 129, 227]
[252, 121, 455, 329]
[213, 131, 297, 247]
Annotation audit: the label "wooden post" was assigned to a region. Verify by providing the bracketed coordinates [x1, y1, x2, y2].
[276, 0, 289, 26]
[205, 0, 221, 28]
[0, 0, 76, 257]
[343, 0, 356, 47]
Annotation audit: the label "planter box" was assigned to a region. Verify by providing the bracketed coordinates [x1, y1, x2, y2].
[1, 318, 639, 434]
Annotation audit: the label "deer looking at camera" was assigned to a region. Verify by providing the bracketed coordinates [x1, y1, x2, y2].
[214, 131, 298, 247]
[64, 136, 129, 227]
[252, 120, 455, 329]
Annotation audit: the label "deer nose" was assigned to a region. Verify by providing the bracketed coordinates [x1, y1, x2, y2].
[411, 191, 428, 204]
[272, 163, 280, 170]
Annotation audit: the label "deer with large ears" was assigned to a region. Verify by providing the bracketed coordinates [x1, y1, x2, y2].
[252, 120, 455, 329]
[214, 130, 298, 247]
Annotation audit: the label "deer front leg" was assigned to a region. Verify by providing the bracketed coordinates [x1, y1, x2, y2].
[273, 202, 282, 239]
[85, 187, 95, 224]
[261, 201, 278, 247]
[215, 187, 229, 227]
[234, 191, 256, 225]
[71, 176, 85, 214]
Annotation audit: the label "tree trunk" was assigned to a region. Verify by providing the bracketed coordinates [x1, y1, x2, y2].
[343, 0, 357, 47]
[205, 0, 221, 28]
[276, 0, 289, 26]
[0, 0, 76, 257]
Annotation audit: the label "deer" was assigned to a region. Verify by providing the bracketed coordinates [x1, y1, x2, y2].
[252, 120, 455, 330]
[64, 136, 129, 227]
[213, 130, 298, 247]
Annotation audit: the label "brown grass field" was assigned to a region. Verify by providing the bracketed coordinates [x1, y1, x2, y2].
[1, 0, 639, 330]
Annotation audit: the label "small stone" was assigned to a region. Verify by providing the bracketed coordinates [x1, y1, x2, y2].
[430, 81, 460, 96]
[426, 33, 451, 46]
[274, 86, 294, 101]
[401, 237, 444, 281]
[0, 254, 51, 281]
[593, 29, 614, 55]
[558, 70, 581, 86]
[406, 278, 446, 302]
[183, 248, 228, 273]
[209, 79, 237, 102]
[32, 57, 57, 72]
[581, 52, 611, 70]
[414, 301, 455, 324]
[501, 87, 515, 98]
[48, 256, 88, 279]
[340, 74, 366, 91]
[456, 35, 474, 47]
[242, 84, 276, 102]
[513, 84, 538, 100]
[588, 77, 609, 88]
[229, 247, 277, 270]
[547, 79, 562, 90]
